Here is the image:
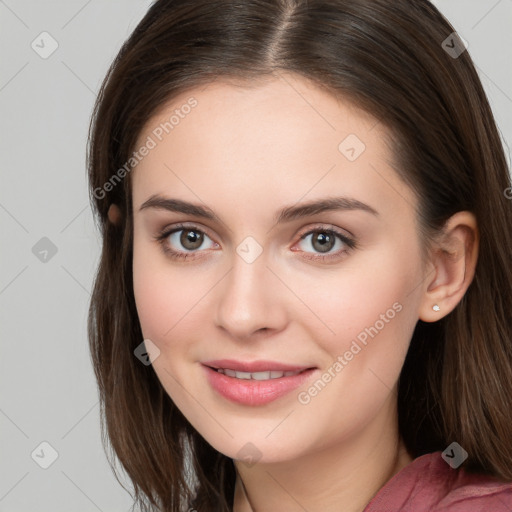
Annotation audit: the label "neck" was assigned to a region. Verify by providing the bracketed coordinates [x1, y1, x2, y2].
[232, 396, 412, 512]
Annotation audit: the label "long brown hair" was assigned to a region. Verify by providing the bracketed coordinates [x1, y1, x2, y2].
[87, 1, 512, 510]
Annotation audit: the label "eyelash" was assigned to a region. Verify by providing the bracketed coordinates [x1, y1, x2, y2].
[154, 222, 357, 262]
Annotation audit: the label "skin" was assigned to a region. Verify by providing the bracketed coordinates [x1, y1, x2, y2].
[124, 72, 479, 511]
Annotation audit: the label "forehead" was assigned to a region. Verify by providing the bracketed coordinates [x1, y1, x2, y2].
[131, 73, 416, 226]
[135, 73, 378, 163]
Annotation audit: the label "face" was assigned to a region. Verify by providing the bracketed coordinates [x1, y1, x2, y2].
[131, 73, 426, 464]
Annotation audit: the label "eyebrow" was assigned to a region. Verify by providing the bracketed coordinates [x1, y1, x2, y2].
[139, 194, 379, 223]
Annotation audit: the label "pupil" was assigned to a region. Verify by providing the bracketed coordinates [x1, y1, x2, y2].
[181, 230, 203, 250]
[313, 232, 334, 253]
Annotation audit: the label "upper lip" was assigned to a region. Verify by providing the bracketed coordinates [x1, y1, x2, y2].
[202, 359, 315, 373]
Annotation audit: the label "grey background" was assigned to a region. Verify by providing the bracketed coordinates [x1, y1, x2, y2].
[1, 1, 511, 511]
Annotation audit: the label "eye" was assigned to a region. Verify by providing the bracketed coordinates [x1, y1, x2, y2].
[155, 223, 356, 262]
[294, 226, 356, 262]
[156, 224, 218, 260]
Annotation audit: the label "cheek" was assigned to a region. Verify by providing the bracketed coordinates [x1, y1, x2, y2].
[309, 248, 417, 346]
[301, 245, 421, 407]
[288, 255, 419, 444]
[132, 237, 221, 370]
[132, 236, 189, 342]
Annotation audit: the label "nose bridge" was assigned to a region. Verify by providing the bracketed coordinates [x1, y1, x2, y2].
[214, 240, 284, 338]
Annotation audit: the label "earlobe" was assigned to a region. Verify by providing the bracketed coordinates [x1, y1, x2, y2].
[418, 211, 479, 322]
[107, 203, 122, 226]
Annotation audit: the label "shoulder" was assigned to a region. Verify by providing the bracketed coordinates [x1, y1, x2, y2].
[364, 451, 512, 511]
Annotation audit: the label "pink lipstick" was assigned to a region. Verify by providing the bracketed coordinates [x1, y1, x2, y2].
[201, 359, 317, 406]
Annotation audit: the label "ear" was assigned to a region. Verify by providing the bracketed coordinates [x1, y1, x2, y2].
[418, 211, 479, 322]
[107, 203, 122, 226]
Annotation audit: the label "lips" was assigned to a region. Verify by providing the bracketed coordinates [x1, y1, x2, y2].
[216, 368, 303, 380]
[201, 359, 317, 406]
[202, 358, 313, 373]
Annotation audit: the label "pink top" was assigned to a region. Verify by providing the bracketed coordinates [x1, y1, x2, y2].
[363, 451, 512, 511]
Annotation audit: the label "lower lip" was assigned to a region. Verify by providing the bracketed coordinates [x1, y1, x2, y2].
[202, 364, 316, 406]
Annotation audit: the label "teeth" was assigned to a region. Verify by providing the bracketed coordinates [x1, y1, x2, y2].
[216, 368, 304, 380]
[252, 371, 270, 380]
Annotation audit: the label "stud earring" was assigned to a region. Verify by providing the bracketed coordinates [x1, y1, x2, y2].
[433, 304, 440, 312]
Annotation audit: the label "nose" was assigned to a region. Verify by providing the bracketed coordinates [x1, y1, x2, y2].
[214, 249, 288, 341]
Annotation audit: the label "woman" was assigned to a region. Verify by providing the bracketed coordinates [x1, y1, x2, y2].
[87, 0, 512, 510]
